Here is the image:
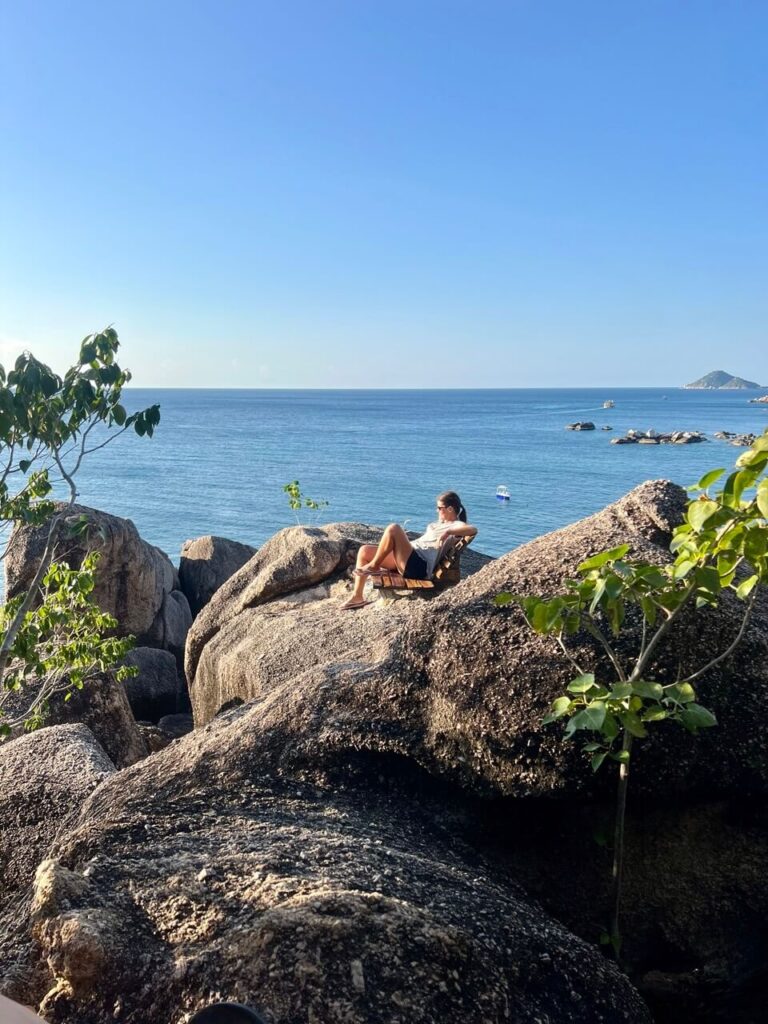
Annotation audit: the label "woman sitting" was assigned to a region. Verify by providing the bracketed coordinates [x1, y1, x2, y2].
[341, 490, 477, 610]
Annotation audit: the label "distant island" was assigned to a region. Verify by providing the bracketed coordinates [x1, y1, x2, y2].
[684, 370, 762, 390]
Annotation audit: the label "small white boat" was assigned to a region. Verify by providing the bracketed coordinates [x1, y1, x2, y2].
[496, 485, 511, 501]
[603, 399, 615, 408]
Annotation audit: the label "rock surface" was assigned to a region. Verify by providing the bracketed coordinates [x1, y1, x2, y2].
[28, 709, 651, 1024]
[0, 725, 114, 904]
[122, 647, 181, 722]
[0, 725, 114, 1004]
[188, 483, 768, 803]
[5, 503, 179, 647]
[4, 672, 147, 769]
[179, 535, 258, 616]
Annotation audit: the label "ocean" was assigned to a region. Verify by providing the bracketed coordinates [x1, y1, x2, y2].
[73, 388, 767, 563]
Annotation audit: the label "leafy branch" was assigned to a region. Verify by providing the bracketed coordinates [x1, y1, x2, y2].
[495, 430, 768, 956]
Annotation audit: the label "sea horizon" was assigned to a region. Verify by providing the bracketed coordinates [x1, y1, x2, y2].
[62, 387, 767, 566]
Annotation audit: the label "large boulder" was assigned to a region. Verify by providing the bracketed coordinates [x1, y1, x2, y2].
[0, 725, 114, 1004]
[122, 647, 181, 722]
[5, 504, 177, 646]
[185, 523, 386, 686]
[179, 535, 258, 616]
[26, 708, 650, 1024]
[3, 673, 147, 769]
[142, 589, 193, 668]
[187, 482, 768, 802]
[0, 725, 114, 905]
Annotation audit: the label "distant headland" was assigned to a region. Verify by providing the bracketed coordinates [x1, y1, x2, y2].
[684, 370, 762, 389]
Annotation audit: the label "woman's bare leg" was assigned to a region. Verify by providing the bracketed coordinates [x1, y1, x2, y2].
[359, 524, 413, 573]
[340, 527, 414, 609]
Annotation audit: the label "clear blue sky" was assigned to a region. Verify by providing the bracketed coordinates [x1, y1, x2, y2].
[1, 0, 765, 387]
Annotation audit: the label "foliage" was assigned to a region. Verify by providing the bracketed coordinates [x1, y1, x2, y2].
[0, 328, 161, 735]
[495, 430, 768, 954]
[282, 479, 329, 523]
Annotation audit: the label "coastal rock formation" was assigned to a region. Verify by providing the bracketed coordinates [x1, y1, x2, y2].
[27, 710, 650, 1024]
[714, 431, 758, 447]
[0, 725, 114, 1003]
[188, 483, 768, 803]
[5, 504, 178, 645]
[749, 395, 768, 404]
[179, 535, 258, 616]
[0, 725, 114, 906]
[122, 647, 181, 722]
[3, 671, 147, 769]
[185, 523, 387, 685]
[611, 429, 705, 445]
[565, 421, 595, 430]
[143, 588, 193, 667]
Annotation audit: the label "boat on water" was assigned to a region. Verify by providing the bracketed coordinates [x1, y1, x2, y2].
[496, 485, 511, 501]
[603, 399, 615, 408]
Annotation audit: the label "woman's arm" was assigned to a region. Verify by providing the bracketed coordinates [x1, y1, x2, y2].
[444, 522, 477, 539]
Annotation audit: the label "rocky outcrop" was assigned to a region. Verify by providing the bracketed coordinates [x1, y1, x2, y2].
[5, 504, 180, 649]
[179, 535, 258, 616]
[26, 710, 650, 1024]
[0, 725, 114, 905]
[0, 725, 114, 1004]
[143, 589, 193, 667]
[122, 647, 181, 722]
[565, 421, 595, 430]
[3, 672, 147, 769]
[611, 429, 705, 445]
[187, 482, 768, 804]
[185, 524, 386, 685]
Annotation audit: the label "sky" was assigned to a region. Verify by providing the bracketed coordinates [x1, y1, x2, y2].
[0, 0, 766, 388]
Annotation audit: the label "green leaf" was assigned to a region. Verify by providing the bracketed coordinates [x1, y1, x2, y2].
[620, 711, 647, 738]
[687, 499, 719, 532]
[679, 703, 718, 732]
[543, 695, 572, 722]
[569, 701, 606, 733]
[641, 706, 668, 722]
[757, 483, 768, 520]
[665, 682, 696, 704]
[590, 751, 608, 772]
[695, 468, 726, 491]
[735, 575, 759, 599]
[611, 749, 631, 764]
[609, 682, 633, 700]
[567, 673, 595, 694]
[578, 544, 630, 572]
[632, 680, 664, 700]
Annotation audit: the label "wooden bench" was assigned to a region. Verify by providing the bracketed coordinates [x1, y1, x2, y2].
[371, 536, 472, 592]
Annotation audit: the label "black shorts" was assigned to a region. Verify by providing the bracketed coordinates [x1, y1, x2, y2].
[403, 550, 429, 580]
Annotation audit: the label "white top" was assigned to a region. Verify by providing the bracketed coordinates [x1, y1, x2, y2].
[411, 520, 460, 576]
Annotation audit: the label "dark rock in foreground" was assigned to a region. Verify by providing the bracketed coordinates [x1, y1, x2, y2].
[28, 710, 650, 1024]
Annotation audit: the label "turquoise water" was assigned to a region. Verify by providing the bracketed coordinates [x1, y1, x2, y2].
[71, 388, 767, 562]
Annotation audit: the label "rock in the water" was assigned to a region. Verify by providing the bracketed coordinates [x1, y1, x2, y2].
[565, 421, 595, 430]
[179, 535, 258, 616]
[28, 712, 650, 1024]
[122, 647, 181, 722]
[5, 503, 176, 644]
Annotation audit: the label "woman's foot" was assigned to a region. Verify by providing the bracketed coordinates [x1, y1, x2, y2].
[340, 598, 372, 610]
